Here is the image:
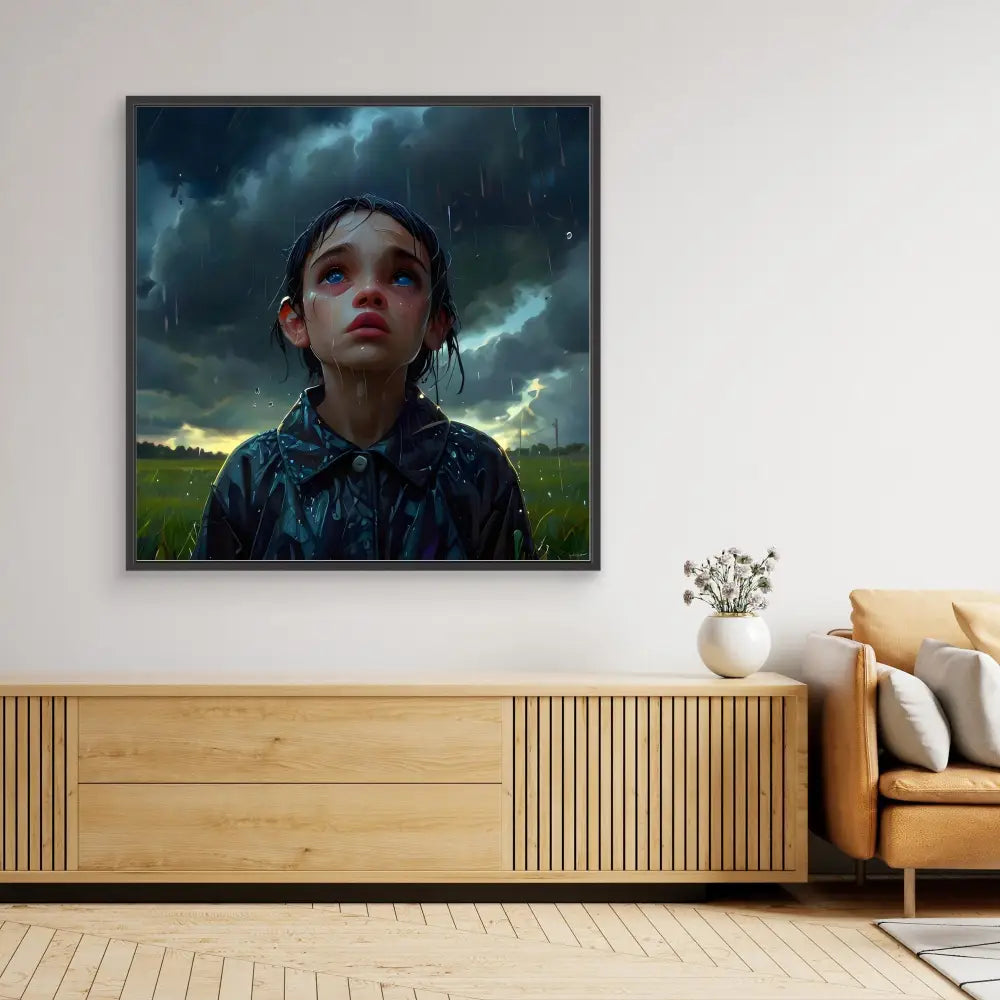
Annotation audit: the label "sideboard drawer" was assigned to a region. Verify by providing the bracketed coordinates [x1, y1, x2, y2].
[79, 783, 501, 871]
[78, 697, 501, 783]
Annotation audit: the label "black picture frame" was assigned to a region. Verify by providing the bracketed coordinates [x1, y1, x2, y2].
[127, 95, 600, 570]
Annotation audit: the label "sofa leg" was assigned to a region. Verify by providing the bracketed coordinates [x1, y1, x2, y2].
[855, 859, 866, 887]
[903, 868, 916, 918]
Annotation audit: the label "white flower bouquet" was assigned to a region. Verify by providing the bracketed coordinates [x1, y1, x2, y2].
[683, 547, 779, 614]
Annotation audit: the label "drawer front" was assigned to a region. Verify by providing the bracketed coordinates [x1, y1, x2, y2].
[79, 697, 501, 783]
[79, 783, 501, 871]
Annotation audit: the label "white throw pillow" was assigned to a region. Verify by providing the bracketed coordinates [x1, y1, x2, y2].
[876, 664, 951, 771]
[914, 638, 1000, 768]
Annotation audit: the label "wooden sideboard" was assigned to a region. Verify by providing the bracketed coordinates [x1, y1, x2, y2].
[0, 674, 807, 883]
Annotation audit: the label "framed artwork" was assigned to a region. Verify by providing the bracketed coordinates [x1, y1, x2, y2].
[127, 96, 600, 569]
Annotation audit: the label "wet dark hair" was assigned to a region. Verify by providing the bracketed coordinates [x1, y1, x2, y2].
[269, 193, 464, 396]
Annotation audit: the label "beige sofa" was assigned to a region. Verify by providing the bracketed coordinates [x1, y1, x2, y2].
[803, 589, 1000, 916]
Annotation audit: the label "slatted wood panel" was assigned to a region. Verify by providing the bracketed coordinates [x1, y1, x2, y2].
[510, 695, 800, 874]
[1, 697, 72, 872]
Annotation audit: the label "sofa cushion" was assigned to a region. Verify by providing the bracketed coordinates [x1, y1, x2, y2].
[954, 600, 1000, 661]
[880, 804, 1000, 869]
[914, 638, 1000, 768]
[880, 764, 1000, 803]
[850, 589, 1000, 671]
[876, 664, 951, 772]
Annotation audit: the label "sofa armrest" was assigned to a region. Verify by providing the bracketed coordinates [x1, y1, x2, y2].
[802, 633, 879, 860]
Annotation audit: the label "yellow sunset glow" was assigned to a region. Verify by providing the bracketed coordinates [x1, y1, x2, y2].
[154, 423, 250, 456]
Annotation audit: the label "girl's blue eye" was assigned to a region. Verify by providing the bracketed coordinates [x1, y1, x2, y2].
[321, 268, 415, 286]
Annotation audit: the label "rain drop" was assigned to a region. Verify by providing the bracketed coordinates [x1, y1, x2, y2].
[566, 232, 573, 240]
[254, 387, 261, 395]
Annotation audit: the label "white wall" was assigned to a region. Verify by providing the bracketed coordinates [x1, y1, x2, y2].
[1, 0, 998, 683]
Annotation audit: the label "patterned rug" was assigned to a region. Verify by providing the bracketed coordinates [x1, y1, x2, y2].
[877, 919, 1000, 1000]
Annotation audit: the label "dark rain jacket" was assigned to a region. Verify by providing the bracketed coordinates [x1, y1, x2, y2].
[191, 383, 537, 561]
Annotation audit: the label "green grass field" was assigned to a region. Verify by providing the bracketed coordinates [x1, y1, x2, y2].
[511, 455, 591, 560]
[136, 454, 590, 561]
[135, 459, 224, 561]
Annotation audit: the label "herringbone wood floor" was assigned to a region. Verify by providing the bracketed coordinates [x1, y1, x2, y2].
[1, 880, 997, 1000]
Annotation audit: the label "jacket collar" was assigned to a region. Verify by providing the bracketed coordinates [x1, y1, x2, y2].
[276, 382, 450, 490]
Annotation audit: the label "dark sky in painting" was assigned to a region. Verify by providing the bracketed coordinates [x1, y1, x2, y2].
[134, 103, 592, 455]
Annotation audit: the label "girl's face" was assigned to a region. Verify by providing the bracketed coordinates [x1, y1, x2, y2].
[278, 210, 448, 379]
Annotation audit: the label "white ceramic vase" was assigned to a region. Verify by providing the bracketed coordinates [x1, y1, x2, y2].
[697, 613, 771, 678]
